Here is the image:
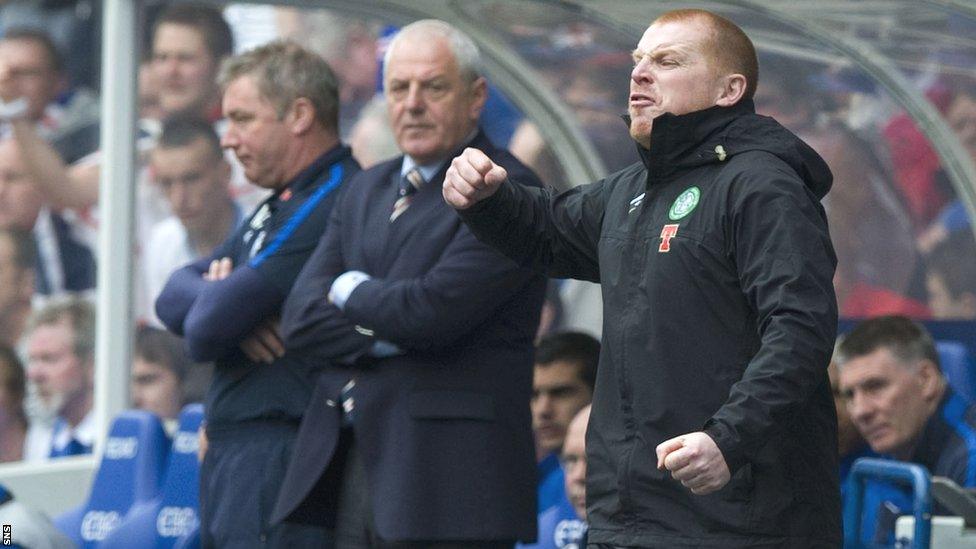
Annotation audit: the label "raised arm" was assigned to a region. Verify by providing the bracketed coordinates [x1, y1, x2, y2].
[445, 147, 607, 282]
[7, 118, 100, 210]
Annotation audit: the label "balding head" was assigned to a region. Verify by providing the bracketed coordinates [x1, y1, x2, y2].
[563, 404, 591, 520]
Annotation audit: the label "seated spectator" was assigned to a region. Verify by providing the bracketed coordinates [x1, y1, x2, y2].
[837, 315, 976, 481]
[0, 0, 100, 92]
[23, 296, 94, 460]
[520, 404, 590, 549]
[756, 54, 924, 317]
[0, 27, 99, 163]
[132, 326, 198, 425]
[0, 4, 246, 240]
[837, 316, 976, 542]
[533, 331, 598, 512]
[0, 137, 95, 297]
[926, 230, 976, 320]
[142, 116, 240, 323]
[916, 84, 976, 255]
[0, 228, 34, 347]
[0, 346, 27, 462]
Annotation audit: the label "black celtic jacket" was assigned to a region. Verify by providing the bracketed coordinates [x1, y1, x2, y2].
[459, 100, 841, 547]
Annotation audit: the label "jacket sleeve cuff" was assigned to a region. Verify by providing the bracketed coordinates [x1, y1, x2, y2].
[458, 177, 515, 218]
[703, 420, 748, 474]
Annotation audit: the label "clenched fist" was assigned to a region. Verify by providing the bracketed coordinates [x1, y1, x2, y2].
[443, 147, 508, 210]
[656, 431, 731, 495]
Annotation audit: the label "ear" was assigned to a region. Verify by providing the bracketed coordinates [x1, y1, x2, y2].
[715, 73, 747, 107]
[288, 97, 317, 136]
[468, 76, 488, 120]
[917, 359, 944, 400]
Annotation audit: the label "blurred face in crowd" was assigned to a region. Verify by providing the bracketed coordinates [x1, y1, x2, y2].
[839, 347, 942, 459]
[926, 272, 976, 320]
[0, 139, 43, 230]
[629, 18, 738, 148]
[0, 353, 22, 418]
[828, 359, 863, 456]
[384, 32, 487, 165]
[532, 360, 592, 455]
[131, 357, 181, 420]
[0, 232, 32, 320]
[152, 23, 218, 117]
[26, 318, 90, 420]
[562, 405, 590, 520]
[151, 137, 231, 236]
[0, 38, 62, 121]
[947, 90, 976, 159]
[221, 75, 295, 190]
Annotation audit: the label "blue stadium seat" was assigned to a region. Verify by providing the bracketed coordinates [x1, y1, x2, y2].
[53, 410, 169, 548]
[937, 340, 976, 405]
[100, 404, 205, 549]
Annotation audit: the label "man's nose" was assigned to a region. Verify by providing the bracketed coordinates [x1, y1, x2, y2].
[172, 182, 190, 208]
[847, 392, 872, 424]
[404, 84, 425, 112]
[566, 459, 586, 482]
[159, 57, 181, 77]
[631, 56, 652, 83]
[535, 393, 554, 416]
[220, 130, 237, 150]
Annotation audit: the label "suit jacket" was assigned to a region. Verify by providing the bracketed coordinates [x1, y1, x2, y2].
[272, 130, 546, 542]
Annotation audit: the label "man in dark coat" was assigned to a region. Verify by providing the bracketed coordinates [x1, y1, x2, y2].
[271, 19, 546, 547]
[444, 9, 840, 548]
[155, 41, 359, 547]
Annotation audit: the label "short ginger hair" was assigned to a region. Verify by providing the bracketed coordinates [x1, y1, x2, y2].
[653, 9, 759, 100]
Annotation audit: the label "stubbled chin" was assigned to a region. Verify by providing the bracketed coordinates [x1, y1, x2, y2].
[629, 117, 652, 146]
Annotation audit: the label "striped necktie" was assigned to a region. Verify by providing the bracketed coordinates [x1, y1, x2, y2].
[390, 168, 424, 222]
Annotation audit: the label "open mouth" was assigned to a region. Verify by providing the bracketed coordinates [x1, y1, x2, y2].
[629, 93, 656, 107]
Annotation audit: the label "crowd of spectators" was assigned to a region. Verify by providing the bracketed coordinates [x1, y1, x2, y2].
[0, 1, 970, 545]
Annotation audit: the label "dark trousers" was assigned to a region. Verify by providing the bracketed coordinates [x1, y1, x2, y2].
[333, 432, 513, 549]
[201, 420, 332, 548]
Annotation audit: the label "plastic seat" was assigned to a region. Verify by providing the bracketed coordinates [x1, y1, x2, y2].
[937, 340, 976, 405]
[53, 410, 169, 548]
[99, 404, 205, 549]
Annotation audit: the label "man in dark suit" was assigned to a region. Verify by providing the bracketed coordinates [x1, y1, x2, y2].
[272, 19, 546, 548]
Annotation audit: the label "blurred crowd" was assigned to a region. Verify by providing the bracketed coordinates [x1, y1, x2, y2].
[0, 2, 970, 543]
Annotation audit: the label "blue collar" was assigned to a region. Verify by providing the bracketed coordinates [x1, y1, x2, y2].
[400, 156, 444, 183]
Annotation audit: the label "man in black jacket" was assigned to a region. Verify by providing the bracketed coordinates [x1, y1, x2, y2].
[444, 8, 840, 548]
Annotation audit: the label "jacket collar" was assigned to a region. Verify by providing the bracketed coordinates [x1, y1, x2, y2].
[910, 388, 965, 470]
[399, 128, 492, 190]
[281, 144, 354, 195]
[632, 99, 755, 181]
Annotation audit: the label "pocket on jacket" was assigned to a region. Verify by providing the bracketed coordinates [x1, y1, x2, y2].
[720, 462, 754, 502]
[408, 391, 495, 421]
